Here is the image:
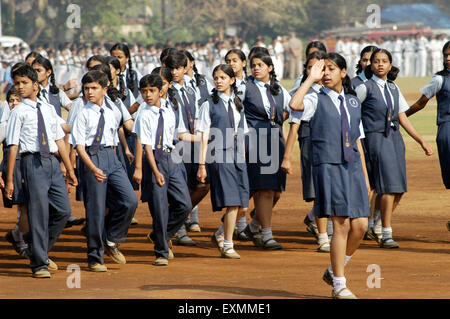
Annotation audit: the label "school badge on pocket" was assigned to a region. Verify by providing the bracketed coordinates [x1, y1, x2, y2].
[349, 98, 359, 108]
[186, 87, 195, 96]
[389, 83, 396, 90]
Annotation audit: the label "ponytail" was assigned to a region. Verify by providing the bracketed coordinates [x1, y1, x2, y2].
[167, 87, 179, 110]
[127, 59, 136, 93]
[193, 64, 202, 86]
[212, 88, 220, 104]
[269, 70, 281, 96]
[342, 75, 357, 96]
[232, 83, 243, 113]
[49, 72, 59, 94]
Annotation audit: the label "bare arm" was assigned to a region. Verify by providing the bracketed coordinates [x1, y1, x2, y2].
[76, 144, 107, 183]
[144, 144, 164, 187]
[289, 60, 324, 111]
[398, 112, 433, 156]
[197, 131, 209, 183]
[356, 139, 371, 195]
[55, 139, 78, 186]
[133, 137, 143, 185]
[405, 95, 430, 117]
[5, 145, 18, 199]
[281, 122, 300, 175]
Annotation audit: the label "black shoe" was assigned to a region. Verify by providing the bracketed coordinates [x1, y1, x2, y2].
[5, 230, 21, 253]
[65, 217, 86, 228]
[243, 225, 263, 248]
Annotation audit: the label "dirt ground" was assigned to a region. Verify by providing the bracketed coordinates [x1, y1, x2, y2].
[0, 153, 448, 300]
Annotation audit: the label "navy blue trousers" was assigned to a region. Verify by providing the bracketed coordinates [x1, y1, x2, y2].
[147, 153, 192, 259]
[21, 154, 71, 273]
[82, 147, 138, 264]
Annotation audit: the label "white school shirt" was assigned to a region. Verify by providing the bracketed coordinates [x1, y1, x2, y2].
[39, 84, 72, 110]
[420, 72, 449, 98]
[172, 81, 199, 132]
[240, 79, 292, 118]
[132, 99, 175, 150]
[0, 101, 10, 143]
[71, 100, 118, 147]
[197, 92, 249, 134]
[289, 75, 304, 96]
[354, 75, 410, 115]
[6, 98, 65, 153]
[300, 88, 365, 139]
[289, 83, 323, 124]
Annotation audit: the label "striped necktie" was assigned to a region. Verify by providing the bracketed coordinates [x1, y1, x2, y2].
[338, 96, 354, 163]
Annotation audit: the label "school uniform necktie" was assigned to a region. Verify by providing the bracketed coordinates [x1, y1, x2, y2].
[264, 84, 276, 123]
[41, 88, 48, 103]
[89, 108, 105, 155]
[36, 102, 51, 157]
[384, 84, 394, 137]
[190, 79, 196, 92]
[180, 87, 195, 134]
[227, 100, 235, 131]
[154, 108, 164, 163]
[338, 95, 354, 164]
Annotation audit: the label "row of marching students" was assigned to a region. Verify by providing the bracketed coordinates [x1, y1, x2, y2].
[1, 39, 448, 297]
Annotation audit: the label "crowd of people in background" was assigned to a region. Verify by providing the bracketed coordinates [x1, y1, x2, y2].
[1, 31, 448, 95]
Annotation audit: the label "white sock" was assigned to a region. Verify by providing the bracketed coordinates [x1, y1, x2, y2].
[333, 276, 347, 292]
[223, 239, 233, 251]
[106, 239, 115, 247]
[368, 217, 374, 229]
[261, 227, 273, 243]
[344, 255, 352, 266]
[215, 224, 224, 238]
[318, 233, 329, 245]
[382, 227, 393, 240]
[249, 218, 260, 233]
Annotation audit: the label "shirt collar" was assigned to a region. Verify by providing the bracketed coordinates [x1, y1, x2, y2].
[173, 82, 183, 90]
[40, 84, 50, 93]
[254, 79, 269, 88]
[86, 100, 107, 112]
[311, 83, 322, 92]
[323, 87, 345, 101]
[184, 74, 194, 83]
[358, 71, 367, 82]
[372, 74, 387, 88]
[148, 99, 167, 114]
[21, 98, 39, 108]
[218, 91, 233, 104]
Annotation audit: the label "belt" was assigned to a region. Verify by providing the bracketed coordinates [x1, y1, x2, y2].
[21, 152, 56, 157]
[86, 145, 113, 151]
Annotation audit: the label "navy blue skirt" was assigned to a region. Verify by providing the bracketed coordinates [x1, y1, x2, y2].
[364, 130, 407, 194]
[246, 125, 286, 192]
[313, 157, 370, 219]
[208, 162, 249, 212]
[298, 122, 315, 202]
[436, 121, 450, 189]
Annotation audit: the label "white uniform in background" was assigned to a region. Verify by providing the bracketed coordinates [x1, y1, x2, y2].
[415, 36, 428, 77]
[428, 38, 442, 75]
[350, 41, 360, 78]
[403, 38, 416, 77]
[392, 39, 403, 77]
